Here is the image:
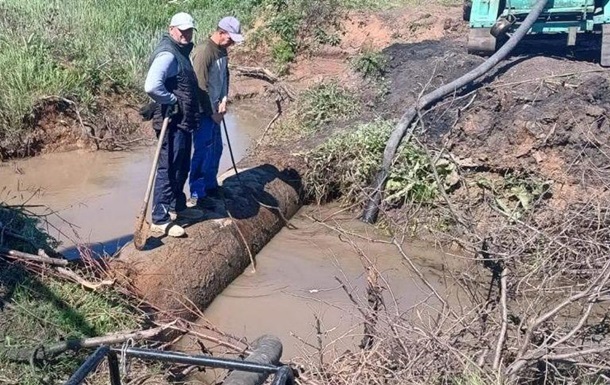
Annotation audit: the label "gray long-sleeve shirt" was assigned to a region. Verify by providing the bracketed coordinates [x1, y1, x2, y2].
[144, 52, 179, 105]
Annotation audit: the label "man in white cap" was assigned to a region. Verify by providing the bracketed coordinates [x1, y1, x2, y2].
[189, 16, 244, 207]
[143, 12, 204, 237]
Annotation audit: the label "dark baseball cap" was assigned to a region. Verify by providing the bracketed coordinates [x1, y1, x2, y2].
[218, 16, 244, 43]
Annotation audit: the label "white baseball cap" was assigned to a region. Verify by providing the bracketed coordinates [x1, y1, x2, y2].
[170, 12, 196, 31]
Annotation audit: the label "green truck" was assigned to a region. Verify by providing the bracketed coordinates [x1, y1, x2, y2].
[464, 0, 610, 65]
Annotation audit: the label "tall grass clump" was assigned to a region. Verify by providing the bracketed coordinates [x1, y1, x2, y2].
[350, 49, 387, 79]
[250, 0, 345, 70]
[0, 0, 261, 151]
[303, 119, 456, 205]
[297, 82, 360, 131]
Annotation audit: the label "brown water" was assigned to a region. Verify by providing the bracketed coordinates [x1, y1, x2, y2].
[1, 110, 453, 380]
[178, 204, 451, 384]
[0, 111, 264, 258]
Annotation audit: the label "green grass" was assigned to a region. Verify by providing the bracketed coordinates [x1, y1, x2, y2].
[0, 0, 461, 153]
[351, 49, 387, 79]
[0, 262, 142, 384]
[0, 269, 141, 384]
[0, 203, 59, 252]
[303, 119, 457, 206]
[0, 0, 262, 148]
[297, 82, 360, 131]
[0, 204, 141, 384]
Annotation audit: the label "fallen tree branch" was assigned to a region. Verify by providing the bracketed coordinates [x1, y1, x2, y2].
[38, 95, 90, 138]
[254, 97, 283, 149]
[507, 260, 610, 378]
[170, 326, 251, 356]
[492, 266, 508, 371]
[55, 267, 115, 290]
[0, 247, 68, 267]
[231, 65, 296, 100]
[231, 65, 280, 83]
[3, 323, 175, 363]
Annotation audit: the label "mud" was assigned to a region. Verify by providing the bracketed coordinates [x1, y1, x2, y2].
[378, 37, 610, 189]
[0, 99, 145, 160]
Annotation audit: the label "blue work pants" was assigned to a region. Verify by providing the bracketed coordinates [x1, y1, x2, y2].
[189, 116, 223, 199]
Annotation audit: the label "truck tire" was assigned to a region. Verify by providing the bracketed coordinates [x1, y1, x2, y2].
[463, 0, 472, 22]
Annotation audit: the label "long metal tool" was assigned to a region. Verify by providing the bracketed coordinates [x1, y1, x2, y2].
[133, 115, 170, 250]
[222, 117, 240, 176]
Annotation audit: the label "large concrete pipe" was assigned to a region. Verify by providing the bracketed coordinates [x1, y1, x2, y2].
[112, 156, 303, 319]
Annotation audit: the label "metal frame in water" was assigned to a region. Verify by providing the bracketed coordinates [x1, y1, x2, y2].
[64, 346, 295, 385]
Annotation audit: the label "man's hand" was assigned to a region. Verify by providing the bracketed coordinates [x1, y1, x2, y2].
[167, 100, 180, 117]
[211, 112, 224, 124]
[218, 97, 228, 114]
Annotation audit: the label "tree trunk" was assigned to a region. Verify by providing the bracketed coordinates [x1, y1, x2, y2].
[112, 158, 303, 320]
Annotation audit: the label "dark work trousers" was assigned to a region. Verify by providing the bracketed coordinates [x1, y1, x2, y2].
[151, 125, 192, 225]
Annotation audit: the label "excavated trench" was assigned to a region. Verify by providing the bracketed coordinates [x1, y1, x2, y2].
[5, 35, 605, 373]
[0, 103, 451, 366]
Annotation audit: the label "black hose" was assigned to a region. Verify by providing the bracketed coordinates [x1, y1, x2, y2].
[360, 0, 549, 223]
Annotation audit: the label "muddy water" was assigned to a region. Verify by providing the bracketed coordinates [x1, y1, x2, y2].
[0, 110, 264, 258]
[179, 204, 451, 383]
[2, 107, 452, 379]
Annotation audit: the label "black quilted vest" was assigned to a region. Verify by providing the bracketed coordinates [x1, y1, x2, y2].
[150, 35, 199, 132]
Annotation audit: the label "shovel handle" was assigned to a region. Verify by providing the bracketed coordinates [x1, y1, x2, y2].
[140, 116, 170, 214]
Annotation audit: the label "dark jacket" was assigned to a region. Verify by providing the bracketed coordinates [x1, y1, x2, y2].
[191, 39, 229, 117]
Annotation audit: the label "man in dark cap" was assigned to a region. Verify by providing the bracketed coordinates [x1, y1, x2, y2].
[189, 16, 244, 207]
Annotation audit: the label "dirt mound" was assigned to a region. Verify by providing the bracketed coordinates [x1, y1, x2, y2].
[380, 39, 610, 189]
[452, 73, 610, 181]
[381, 40, 483, 117]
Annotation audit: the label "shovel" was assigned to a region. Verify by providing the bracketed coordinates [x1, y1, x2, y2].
[133, 115, 170, 250]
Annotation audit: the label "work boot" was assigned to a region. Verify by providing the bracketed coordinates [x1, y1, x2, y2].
[150, 222, 185, 237]
[169, 207, 204, 221]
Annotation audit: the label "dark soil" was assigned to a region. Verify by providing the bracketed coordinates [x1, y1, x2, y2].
[381, 39, 484, 118]
[378, 38, 610, 191]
